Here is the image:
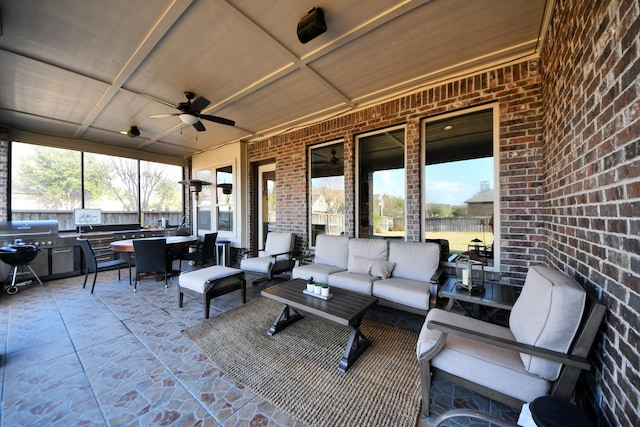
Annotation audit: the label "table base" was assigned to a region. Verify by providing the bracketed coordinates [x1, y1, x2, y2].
[268, 303, 372, 373]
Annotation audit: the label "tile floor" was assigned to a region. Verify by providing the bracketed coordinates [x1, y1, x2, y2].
[0, 266, 520, 426]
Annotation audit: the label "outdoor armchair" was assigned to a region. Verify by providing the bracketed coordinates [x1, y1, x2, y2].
[416, 265, 606, 415]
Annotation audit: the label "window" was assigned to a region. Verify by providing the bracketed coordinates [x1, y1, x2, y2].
[84, 153, 138, 212]
[356, 127, 405, 239]
[423, 106, 499, 268]
[10, 141, 184, 230]
[194, 169, 213, 233]
[11, 143, 82, 217]
[309, 142, 345, 246]
[216, 165, 233, 232]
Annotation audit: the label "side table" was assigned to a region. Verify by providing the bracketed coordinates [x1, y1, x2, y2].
[438, 276, 519, 324]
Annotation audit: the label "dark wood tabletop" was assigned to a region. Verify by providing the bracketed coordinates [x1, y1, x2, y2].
[261, 279, 378, 327]
[439, 276, 519, 311]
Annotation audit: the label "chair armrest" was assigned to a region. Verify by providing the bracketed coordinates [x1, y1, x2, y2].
[429, 267, 444, 284]
[427, 320, 591, 370]
[267, 250, 294, 259]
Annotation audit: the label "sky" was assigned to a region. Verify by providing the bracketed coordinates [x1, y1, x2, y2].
[374, 157, 494, 205]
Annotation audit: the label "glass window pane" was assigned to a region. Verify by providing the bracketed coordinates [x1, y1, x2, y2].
[84, 153, 139, 225]
[310, 142, 344, 246]
[357, 128, 405, 239]
[11, 142, 81, 228]
[194, 170, 213, 233]
[424, 108, 495, 266]
[140, 161, 184, 228]
[216, 165, 233, 231]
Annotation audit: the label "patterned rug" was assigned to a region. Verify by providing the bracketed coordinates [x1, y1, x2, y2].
[183, 297, 421, 427]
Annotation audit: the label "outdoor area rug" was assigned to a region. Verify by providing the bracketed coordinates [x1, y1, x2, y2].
[183, 297, 421, 427]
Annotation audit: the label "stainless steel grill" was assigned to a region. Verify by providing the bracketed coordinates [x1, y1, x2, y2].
[0, 220, 59, 248]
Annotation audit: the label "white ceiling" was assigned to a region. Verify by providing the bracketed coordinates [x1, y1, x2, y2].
[0, 0, 552, 163]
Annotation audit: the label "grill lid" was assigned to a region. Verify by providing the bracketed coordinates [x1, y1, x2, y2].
[0, 220, 59, 239]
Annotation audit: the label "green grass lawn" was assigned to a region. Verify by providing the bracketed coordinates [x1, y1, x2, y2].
[425, 231, 493, 253]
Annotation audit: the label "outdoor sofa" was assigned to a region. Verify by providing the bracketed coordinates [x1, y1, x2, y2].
[292, 234, 441, 314]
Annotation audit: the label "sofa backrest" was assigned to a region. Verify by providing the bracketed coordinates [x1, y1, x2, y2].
[388, 241, 440, 281]
[314, 234, 350, 269]
[509, 265, 586, 381]
[346, 238, 393, 277]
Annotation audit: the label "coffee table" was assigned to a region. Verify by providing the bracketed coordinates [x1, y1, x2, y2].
[439, 276, 519, 324]
[261, 279, 378, 372]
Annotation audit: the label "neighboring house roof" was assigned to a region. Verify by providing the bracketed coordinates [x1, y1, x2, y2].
[465, 189, 495, 204]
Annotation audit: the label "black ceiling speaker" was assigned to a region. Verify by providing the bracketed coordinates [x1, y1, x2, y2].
[128, 126, 140, 138]
[297, 7, 327, 44]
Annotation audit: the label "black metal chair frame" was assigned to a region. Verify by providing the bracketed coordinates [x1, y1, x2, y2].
[77, 238, 130, 293]
[132, 238, 170, 292]
[179, 232, 217, 271]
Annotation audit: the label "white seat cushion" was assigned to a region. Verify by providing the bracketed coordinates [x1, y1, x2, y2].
[179, 266, 243, 293]
[327, 271, 377, 294]
[509, 265, 586, 380]
[373, 277, 430, 311]
[291, 263, 345, 283]
[388, 241, 440, 281]
[262, 232, 295, 261]
[418, 308, 551, 403]
[314, 234, 350, 269]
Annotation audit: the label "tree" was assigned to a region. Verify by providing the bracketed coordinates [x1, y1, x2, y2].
[17, 145, 83, 209]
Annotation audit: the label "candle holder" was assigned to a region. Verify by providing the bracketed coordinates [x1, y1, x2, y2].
[455, 255, 485, 294]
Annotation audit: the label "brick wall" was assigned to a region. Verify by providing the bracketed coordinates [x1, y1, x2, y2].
[541, 0, 639, 425]
[247, 60, 545, 285]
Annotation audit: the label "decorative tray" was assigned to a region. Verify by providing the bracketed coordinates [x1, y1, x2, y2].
[303, 289, 333, 300]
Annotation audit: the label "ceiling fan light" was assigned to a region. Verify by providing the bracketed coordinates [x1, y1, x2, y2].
[179, 113, 198, 125]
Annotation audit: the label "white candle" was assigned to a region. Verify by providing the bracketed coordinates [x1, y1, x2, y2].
[462, 269, 469, 286]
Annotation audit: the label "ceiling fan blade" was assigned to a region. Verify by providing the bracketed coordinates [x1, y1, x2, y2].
[199, 114, 235, 127]
[149, 113, 179, 119]
[189, 96, 210, 113]
[192, 120, 206, 132]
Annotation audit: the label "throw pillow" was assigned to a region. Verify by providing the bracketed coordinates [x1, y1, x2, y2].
[370, 260, 396, 279]
[348, 255, 372, 275]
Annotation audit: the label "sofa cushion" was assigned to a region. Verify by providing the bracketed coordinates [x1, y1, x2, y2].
[314, 234, 350, 269]
[418, 309, 551, 403]
[388, 241, 440, 281]
[373, 277, 429, 311]
[328, 271, 376, 294]
[348, 238, 388, 261]
[348, 255, 372, 275]
[262, 231, 295, 261]
[291, 263, 345, 283]
[509, 265, 586, 381]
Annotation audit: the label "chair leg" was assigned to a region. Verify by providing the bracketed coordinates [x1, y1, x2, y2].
[83, 272, 90, 289]
[90, 273, 98, 293]
[419, 357, 433, 415]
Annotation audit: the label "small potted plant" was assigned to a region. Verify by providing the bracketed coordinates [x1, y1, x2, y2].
[314, 281, 323, 295]
[306, 277, 315, 293]
[321, 282, 330, 297]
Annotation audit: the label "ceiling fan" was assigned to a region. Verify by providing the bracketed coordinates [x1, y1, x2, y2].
[149, 91, 235, 131]
[313, 148, 341, 168]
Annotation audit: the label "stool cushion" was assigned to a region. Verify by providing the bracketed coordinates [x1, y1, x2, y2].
[179, 266, 243, 292]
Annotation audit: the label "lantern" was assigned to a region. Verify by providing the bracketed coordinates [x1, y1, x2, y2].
[455, 255, 485, 294]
